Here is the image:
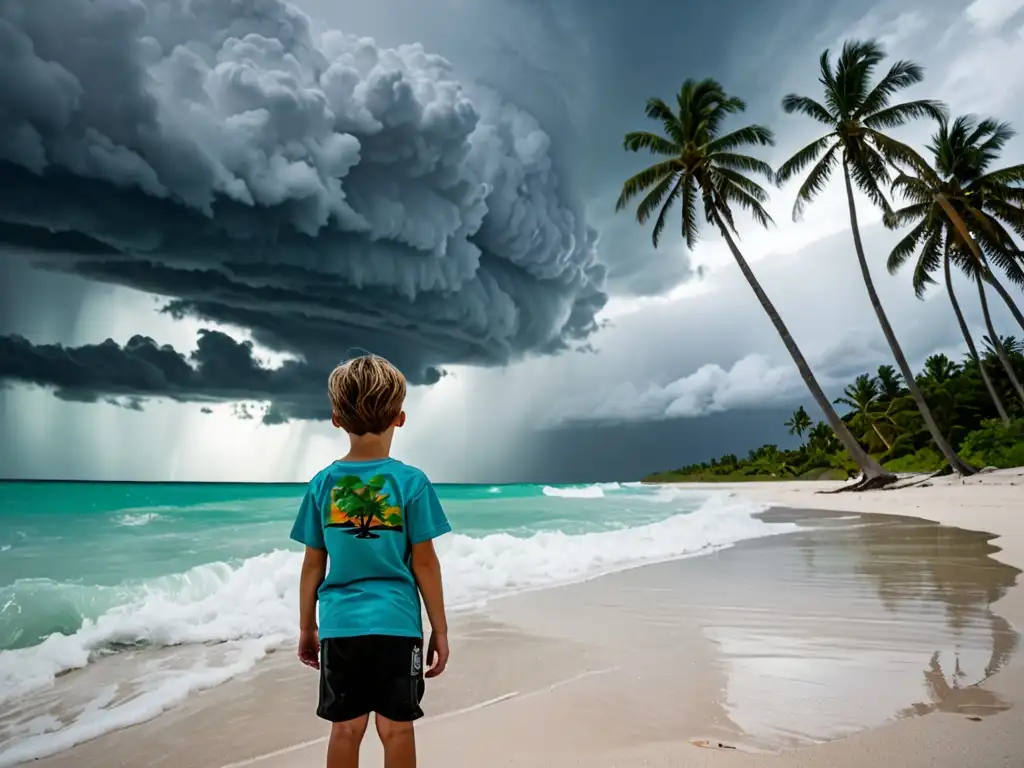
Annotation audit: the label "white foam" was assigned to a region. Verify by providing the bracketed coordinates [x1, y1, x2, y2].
[114, 513, 162, 527]
[0, 493, 794, 762]
[542, 484, 605, 498]
[440, 493, 789, 604]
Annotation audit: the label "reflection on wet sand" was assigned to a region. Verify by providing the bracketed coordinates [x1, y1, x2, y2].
[709, 509, 1021, 747]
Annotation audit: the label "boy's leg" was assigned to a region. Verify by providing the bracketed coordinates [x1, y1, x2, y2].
[375, 716, 416, 768]
[326, 715, 369, 768]
[369, 637, 425, 768]
[318, 638, 373, 768]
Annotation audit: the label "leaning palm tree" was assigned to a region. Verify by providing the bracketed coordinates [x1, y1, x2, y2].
[885, 114, 1024, 413]
[776, 39, 975, 476]
[886, 225, 1014, 423]
[925, 116, 1024, 330]
[617, 78, 894, 488]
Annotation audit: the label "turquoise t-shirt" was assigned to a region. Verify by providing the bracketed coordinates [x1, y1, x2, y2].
[290, 458, 451, 639]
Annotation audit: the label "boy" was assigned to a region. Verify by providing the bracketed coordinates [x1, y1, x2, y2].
[290, 354, 451, 768]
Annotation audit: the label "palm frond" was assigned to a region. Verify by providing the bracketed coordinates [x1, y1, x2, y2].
[644, 98, 686, 145]
[711, 152, 774, 181]
[887, 218, 929, 274]
[977, 163, 1024, 187]
[636, 171, 678, 224]
[856, 60, 925, 119]
[717, 176, 774, 229]
[911, 227, 943, 298]
[616, 159, 680, 211]
[647, 174, 684, 247]
[847, 147, 894, 215]
[948, 244, 984, 281]
[706, 125, 774, 153]
[973, 119, 1016, 167]
[623, 131, 681, 156]
[884, 201, 931, 230]
[780, 95, 835, 125]
[775, 135, 833, 185]
[889, 173, 933, 206]
[863, 99, 948, 130]
[835, 39, 886, 115]
[867, 129, 934, 179]
[791, 143, 839, 220]
[713, 167, 771, 204]
[681, 173, 700, 249]
[984, 199, 1024, 239]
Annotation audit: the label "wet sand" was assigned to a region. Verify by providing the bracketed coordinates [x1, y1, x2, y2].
[13, 495, 1022, 768]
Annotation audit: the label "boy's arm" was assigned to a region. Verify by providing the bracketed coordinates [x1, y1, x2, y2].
[406, 479, 452, 677]
[290, 483, 327, 669]
[411, 540, 447, 634]
[299, 546, 328, 632]
[411, 540, 448, 677]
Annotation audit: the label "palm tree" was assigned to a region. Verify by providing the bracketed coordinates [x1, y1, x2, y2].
[617, 78, 894, 488]
[776, 39, 975, 476]
[874, 364, 905, 400]
[983, 335, 1024, 360]
[923, 116, 1024, 330]
[785, 406, 813, 439]
[886, 225, 1013, 423]
[884, 114, 1024, 413]
[834, 374, 893, 451]
[807, 420, 842, 453]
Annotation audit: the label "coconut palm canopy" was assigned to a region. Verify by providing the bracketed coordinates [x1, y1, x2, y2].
[630, 38, 1024, 485]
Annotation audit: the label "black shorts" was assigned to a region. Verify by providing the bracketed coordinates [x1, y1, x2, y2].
[317, 635, 425, 723]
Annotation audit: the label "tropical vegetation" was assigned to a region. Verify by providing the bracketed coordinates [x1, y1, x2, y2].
[619, 38, 1024, 487]
[643, 345, 1024, 483]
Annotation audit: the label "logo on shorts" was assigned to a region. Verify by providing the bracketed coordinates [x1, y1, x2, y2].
[411, 646, 423, 676]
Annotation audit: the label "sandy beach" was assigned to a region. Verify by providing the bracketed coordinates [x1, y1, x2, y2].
[8, 467, 1021, 767]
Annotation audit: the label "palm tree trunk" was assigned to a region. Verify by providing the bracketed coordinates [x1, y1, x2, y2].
[935, 195, 1024, 332]
[977, 271, 1024, 407]
[843, 161, 975, 476]
[987, 269, 1024, 333]
[711, 209, 894, 486]
[869, 421, 893, 452]
[943, 248, 1011, 425]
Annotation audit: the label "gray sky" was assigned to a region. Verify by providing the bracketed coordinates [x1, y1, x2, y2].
[1, 0, 1023, 482]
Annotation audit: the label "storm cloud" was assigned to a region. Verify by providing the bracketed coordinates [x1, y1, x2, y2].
[0, 0, 606, 420]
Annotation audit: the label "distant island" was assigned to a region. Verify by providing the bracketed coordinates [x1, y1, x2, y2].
[644, 352, 1024, 483]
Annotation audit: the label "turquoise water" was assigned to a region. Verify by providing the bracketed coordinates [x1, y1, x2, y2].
[0, 480, 744, 651]
[0, 479, 790, 764]
[2, 481, 686, 586]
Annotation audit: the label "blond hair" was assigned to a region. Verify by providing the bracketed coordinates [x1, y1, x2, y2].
[327, 355, 407, 435]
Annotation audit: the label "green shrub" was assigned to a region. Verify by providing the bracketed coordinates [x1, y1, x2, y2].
[884, 447, 945, 473]
[959, 420, 1024, 469]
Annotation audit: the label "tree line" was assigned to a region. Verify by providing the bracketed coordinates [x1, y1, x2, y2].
[644, 344, 1024, 483]
[618, 39, 1024, 488]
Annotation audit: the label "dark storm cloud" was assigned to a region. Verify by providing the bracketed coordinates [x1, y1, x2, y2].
[0, 329, 336, 421]
[0, 0, 606, 420]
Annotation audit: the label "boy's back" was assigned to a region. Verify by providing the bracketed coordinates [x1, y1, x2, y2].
[291, 457, 450, 640]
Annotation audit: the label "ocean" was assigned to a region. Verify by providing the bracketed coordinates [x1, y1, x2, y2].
[0, 480, 793, 764]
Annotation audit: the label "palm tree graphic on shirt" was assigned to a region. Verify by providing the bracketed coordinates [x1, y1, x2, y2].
[326, 475, 404, 539]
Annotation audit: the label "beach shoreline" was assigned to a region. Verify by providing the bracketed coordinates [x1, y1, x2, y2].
[9, 468, 1022, 768]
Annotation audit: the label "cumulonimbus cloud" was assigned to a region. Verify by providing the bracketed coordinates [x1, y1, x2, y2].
[0, 0, 606, 421]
